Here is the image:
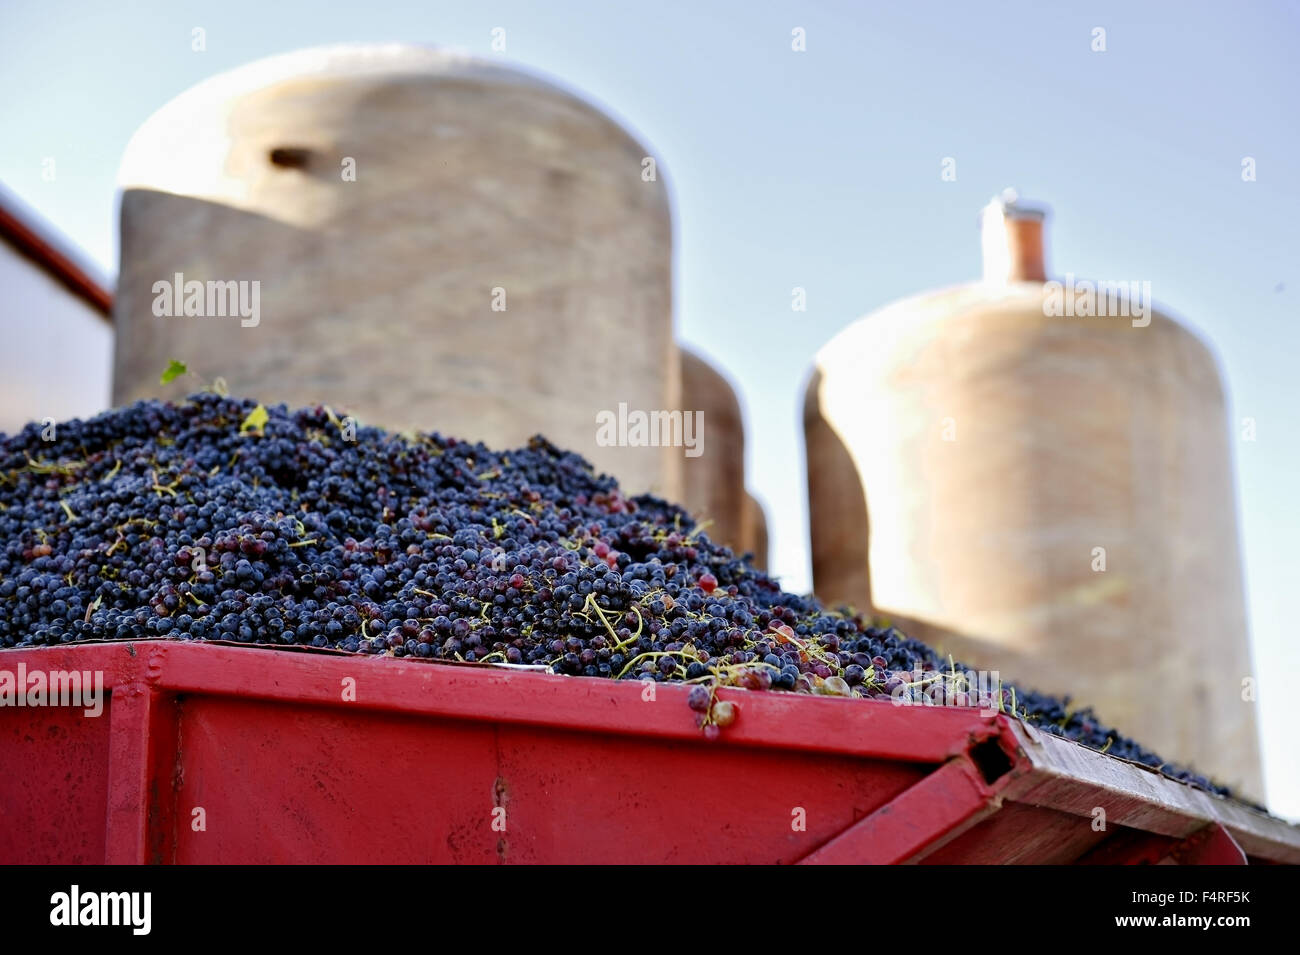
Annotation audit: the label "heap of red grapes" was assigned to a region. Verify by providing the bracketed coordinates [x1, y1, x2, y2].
[0, 394, 1230, 796]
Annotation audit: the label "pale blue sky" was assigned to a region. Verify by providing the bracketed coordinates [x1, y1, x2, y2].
[2, 0, 1297, 815]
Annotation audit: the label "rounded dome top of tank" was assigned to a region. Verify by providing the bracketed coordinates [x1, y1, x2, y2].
[810, 193, 1228, 396]
[681, 349, 744, 421]
[117, 42, 661, 195]
[809, 282, 1227, 411]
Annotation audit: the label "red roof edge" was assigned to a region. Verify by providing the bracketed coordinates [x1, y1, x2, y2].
[0, 187, 112, 320]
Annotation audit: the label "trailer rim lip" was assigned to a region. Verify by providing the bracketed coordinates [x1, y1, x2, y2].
[0, 639, 1005, 764]
[4, 640, 1297, 863]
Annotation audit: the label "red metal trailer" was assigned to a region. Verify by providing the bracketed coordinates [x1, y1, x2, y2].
[2, 641, 1297, 864]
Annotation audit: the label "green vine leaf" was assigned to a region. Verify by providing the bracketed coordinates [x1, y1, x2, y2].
[240, 404, 269, 435]
[160, 359, 188, 386]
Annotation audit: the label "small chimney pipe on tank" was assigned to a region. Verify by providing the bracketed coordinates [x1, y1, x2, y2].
[980, 188, 1047, 284]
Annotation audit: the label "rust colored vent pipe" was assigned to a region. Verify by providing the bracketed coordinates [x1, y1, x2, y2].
[980, 188, 1047, 283]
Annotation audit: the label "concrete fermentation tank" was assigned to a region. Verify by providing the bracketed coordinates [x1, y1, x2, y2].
[743, 492, 769, 573]
[680, 350, 741, 554]
[803, 193, 1262, 798]
[679, 349, 767, 570]
[113, 44, 679, 498]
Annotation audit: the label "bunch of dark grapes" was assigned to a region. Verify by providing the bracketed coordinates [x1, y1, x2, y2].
[0, 394, 1230, 796]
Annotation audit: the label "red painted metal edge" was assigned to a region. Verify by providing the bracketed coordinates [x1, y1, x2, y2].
[1076, 822, 1249, 865]
[1074, 829, 1180, 865]
[4, 642, 1004, 765]
[0, 194, 112, 318]
[1168, 823, 1248, 865]
[796, 756, 1002, 864]
[999, 720, 1300, 863]
[103, 683, 157, 864]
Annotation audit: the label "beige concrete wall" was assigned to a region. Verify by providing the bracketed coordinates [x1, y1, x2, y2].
[807, 281, 1262, 798]
[113, 45, 678, 498]
[679, 349, 768, 569]
[803, 367, 871, 613]
[742, 491, 768, 572]
[680, 349, 747, 553]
